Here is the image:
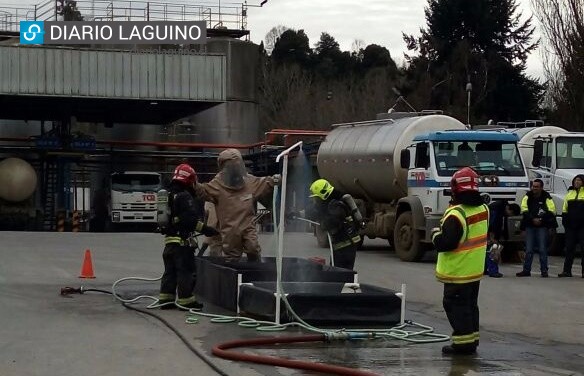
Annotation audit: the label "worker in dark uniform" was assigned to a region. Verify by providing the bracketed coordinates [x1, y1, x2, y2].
[559, 174, 584, 278]
[432, 167, 489, 355]
[304, 178, 363, 270]
[485, 200, 519, 278]
[158, 164, 219, 310]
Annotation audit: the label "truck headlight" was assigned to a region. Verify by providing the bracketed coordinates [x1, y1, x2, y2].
[112, 212, 121, 222]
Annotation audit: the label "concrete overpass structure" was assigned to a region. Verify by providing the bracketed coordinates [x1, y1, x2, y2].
[0, 45, 227, 124]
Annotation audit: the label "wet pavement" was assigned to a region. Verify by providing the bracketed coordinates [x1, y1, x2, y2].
[0, 231, 582, 376]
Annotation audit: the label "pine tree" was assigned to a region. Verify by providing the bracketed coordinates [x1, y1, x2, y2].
[403, 0, 542, 122]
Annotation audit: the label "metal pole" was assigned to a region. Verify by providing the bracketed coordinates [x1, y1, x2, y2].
[274, 153, 288, 325]
[395, 283, 406, 326]
[467, 91, 471, 126]
[466, 79, 472, 127]
[274, 141, 303, 326]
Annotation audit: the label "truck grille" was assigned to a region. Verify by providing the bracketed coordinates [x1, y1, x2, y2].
[121, 203, 156, 210]
[481, 191, 519, 204]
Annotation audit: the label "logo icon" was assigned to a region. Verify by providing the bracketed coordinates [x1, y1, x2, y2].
[20, 21, 45, 44]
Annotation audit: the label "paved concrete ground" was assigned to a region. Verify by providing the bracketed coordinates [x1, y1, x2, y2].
[1, 231, 582, 376]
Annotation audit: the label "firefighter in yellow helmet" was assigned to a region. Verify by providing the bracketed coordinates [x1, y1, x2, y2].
[431, 167, 489, 355]
[304, 178, 363, 270]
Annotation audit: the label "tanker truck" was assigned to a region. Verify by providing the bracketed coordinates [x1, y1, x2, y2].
[503, 123, 584, 253]
[316, 112, 530, 261]
[0, 157, 42, 230]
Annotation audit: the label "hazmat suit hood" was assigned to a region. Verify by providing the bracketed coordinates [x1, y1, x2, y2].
[217, 148, 247, 189]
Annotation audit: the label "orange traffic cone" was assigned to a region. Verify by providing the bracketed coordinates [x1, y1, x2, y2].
[79, 249, 96, 279]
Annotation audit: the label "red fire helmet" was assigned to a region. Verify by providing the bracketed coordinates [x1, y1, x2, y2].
[451, 167, 479, 194]
[172, 164, 197, 185]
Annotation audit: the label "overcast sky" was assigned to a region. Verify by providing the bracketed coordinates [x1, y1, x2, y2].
[2, 0, 544, 78]
[245, 0, 544, 79]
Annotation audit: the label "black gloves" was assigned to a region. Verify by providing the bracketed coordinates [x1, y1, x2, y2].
[201, 225, 220, 237]
[285, 211, 299, 221]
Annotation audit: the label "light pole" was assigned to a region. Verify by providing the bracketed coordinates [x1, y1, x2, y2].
[466, 76, 472, 127]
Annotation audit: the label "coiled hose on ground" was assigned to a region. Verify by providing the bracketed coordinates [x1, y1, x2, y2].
[68, 185, 448, 376]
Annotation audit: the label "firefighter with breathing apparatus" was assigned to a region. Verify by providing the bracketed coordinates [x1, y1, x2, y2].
[294, 178, 364, 270]
[156, 164, 219, 310]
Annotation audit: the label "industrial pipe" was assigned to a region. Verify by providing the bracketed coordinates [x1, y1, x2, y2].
[212, 334, 380, 376]
[264, 129, 328, 144]
[0, 137, 265, 150]
[97, 139, 266, 150]
[0, 129, 327, 151]
[267, 129, 328, 134]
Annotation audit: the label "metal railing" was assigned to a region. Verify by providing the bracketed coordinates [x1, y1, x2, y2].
[0, 0, 248, 32]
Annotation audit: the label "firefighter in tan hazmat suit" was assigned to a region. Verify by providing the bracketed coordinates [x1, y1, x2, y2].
[201, 201, 223, 256]
[194, 148, 280, 261]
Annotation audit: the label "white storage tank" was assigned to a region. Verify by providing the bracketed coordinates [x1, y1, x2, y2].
[0, 158, 38, 203]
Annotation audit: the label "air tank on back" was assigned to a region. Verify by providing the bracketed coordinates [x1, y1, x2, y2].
[316, 114, 467, 202]
[0, 157, 38, 202]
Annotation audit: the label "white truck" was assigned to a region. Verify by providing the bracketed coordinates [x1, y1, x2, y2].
[316, 112, 530, 261]
[504, 124, 584, 252]
[109, 171, 161, 229]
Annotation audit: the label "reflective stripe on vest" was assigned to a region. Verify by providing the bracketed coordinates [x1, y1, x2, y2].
[436, 204, 489, 284]
[165, 236, 185, 245]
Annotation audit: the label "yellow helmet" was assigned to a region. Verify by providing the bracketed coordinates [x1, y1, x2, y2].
[309, 179, 334, 200]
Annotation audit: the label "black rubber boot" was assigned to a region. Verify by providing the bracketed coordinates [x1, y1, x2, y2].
[179, 300, 204, 311]
[158, 299, 177, 310]
[442, 344, 477, 355]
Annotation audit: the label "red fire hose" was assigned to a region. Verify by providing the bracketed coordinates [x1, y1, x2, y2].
[212, 334, 380, 376]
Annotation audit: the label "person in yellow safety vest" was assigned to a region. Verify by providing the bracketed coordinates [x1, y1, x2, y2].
[516, 179, 557, 278]
[159, 164, 219, 311]
[432, 167, 488, 355]
[559, 174, 584, 278]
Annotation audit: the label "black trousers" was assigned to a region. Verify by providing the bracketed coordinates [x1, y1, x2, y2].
[443, 281, 480, 349]
[332, 243, 357, 270]
[563, 228, 584, 274]
[160, 243, 195, 300]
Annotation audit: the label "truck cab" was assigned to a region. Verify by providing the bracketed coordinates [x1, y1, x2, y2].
[109, 171, 161, 229]
[399, 130, 529, 259]
[529, 133, 584, 238]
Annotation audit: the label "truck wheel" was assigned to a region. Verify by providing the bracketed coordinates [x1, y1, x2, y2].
[315, 225, 329, 248]
[393, 212, 424, 262]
